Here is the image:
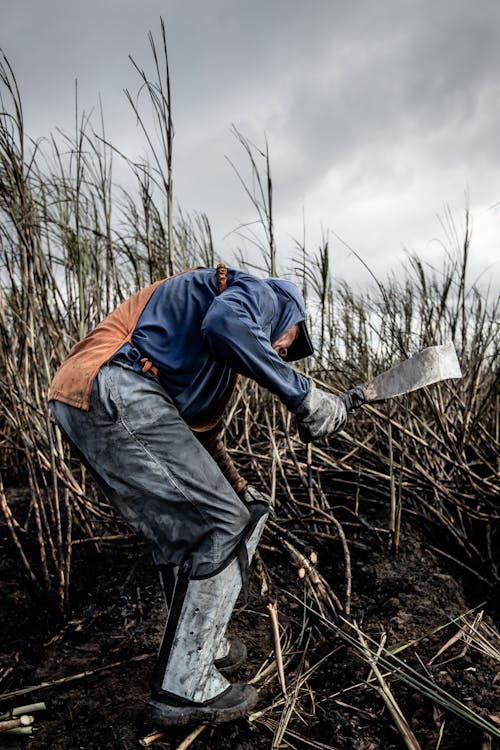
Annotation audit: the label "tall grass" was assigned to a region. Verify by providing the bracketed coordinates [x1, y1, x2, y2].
[0, 35, 203, 610]
[1, 34, 498, 610]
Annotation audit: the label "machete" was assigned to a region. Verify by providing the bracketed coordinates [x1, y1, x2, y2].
[342, 342, 462, 410]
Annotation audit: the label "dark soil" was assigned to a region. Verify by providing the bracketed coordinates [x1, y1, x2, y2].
[1, 487, 499, 750]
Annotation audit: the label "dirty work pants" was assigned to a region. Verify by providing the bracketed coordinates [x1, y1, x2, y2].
[50, 364, 251, 576]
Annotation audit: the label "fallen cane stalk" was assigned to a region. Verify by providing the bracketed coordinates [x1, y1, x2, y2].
[12, 702, 46, 716]
[268, 601, 287, 699]
[0, 653, 152, 702]
[140, 723, 208, 749]
[354, 623, 422, 750]
[174, 723, 208, 750]
[139, 730, 167, 747]
[0, 702, 47, 721]
[0, 715, 34, 732]
[4, 726, 36, 736]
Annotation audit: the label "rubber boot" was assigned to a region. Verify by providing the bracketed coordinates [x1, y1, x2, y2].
[214, 638, 247, 675]
[144, 502, 269, 726]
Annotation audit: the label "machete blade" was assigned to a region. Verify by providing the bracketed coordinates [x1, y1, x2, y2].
[363, 342, 462, 402]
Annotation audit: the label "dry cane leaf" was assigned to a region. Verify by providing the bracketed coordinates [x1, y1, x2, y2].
[428, 627, 466, 665]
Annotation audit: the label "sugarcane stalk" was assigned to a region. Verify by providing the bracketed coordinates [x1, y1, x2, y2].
[0, 653, 151, 702]
[0, 702, 46, 720]
[4, 726, 35, 735]
[268, 601, 287, 699]
[355, 624, 422, 750]
[0, 715, 33, 732]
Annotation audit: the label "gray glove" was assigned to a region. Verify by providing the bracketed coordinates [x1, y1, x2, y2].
[294, 382, 347, 443]
[242, 485, 273, 510]
[241, 486, 274, 521]
[341, 386, 366, 411]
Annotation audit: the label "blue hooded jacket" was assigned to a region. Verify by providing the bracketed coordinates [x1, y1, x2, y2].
[115, 268, 311, 424]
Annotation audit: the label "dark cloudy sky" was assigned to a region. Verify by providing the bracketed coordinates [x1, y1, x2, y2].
[2, 1, 499, 287]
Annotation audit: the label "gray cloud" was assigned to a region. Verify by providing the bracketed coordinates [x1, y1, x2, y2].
[266, 2, 500, 197]
[1, 0, 499, 286]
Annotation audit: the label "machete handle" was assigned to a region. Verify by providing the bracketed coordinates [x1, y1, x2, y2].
[341, 386, 367, 411]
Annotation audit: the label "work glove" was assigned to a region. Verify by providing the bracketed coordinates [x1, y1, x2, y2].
[294, 382, 348, 443]
[241, 485, 273, 510]
[341, 386, 366, 411]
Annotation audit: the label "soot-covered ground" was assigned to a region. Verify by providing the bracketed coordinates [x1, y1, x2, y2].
[1, 485, 499, 750]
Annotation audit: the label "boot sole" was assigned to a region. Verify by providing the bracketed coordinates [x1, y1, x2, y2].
[143, 686, 258, 727]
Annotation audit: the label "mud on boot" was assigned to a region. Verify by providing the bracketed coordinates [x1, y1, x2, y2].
[143, 683, 258, 727]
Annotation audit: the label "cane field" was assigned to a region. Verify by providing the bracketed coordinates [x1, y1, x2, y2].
[0, 28, 499, 750]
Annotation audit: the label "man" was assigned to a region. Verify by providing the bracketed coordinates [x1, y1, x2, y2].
[48, 264, 349, 726]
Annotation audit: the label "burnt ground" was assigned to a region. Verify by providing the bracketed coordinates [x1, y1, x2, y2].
[1, 487, 499, 750]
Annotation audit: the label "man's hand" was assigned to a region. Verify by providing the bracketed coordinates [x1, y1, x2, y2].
[341, 386, 366, 411]
[241, 485, 273, 510]
[294, 382, 347, 443]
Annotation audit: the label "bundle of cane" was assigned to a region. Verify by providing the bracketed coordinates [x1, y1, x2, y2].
[0, 702, 46, 736]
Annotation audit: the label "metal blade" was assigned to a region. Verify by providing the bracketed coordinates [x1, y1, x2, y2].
[363, 342, 462, 402]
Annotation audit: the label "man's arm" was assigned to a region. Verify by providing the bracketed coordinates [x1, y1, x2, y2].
[202, 281, 309, 411]
[194, 422, 247, 495]
[202, 277, 347, 443]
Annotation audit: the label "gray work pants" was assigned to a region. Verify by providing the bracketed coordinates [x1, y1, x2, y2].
[50, 364, 250, 576]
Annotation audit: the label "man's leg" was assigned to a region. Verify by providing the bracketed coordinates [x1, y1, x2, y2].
[50, 364, 251, 575]
[144, 500, 270, 725]
[156, 563, 247, 675]
[50, 364, 265, 723]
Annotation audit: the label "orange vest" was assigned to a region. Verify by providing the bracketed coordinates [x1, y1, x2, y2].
[48, 266, 237, 431]
[48, 279, 164, 411]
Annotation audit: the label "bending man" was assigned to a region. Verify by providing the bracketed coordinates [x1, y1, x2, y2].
[48, 264, 348, 726]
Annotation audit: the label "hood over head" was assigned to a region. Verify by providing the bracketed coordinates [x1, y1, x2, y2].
[264, 278, 314, 362]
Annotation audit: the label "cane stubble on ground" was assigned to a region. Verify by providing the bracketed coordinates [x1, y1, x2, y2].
[1, 486, 499, 749]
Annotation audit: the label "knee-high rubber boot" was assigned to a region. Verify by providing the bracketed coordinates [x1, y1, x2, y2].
[144, 503, 268, 726]
[157, 564, 246, 675]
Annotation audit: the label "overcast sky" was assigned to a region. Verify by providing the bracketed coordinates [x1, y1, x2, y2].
[1, 0, 499, 289]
